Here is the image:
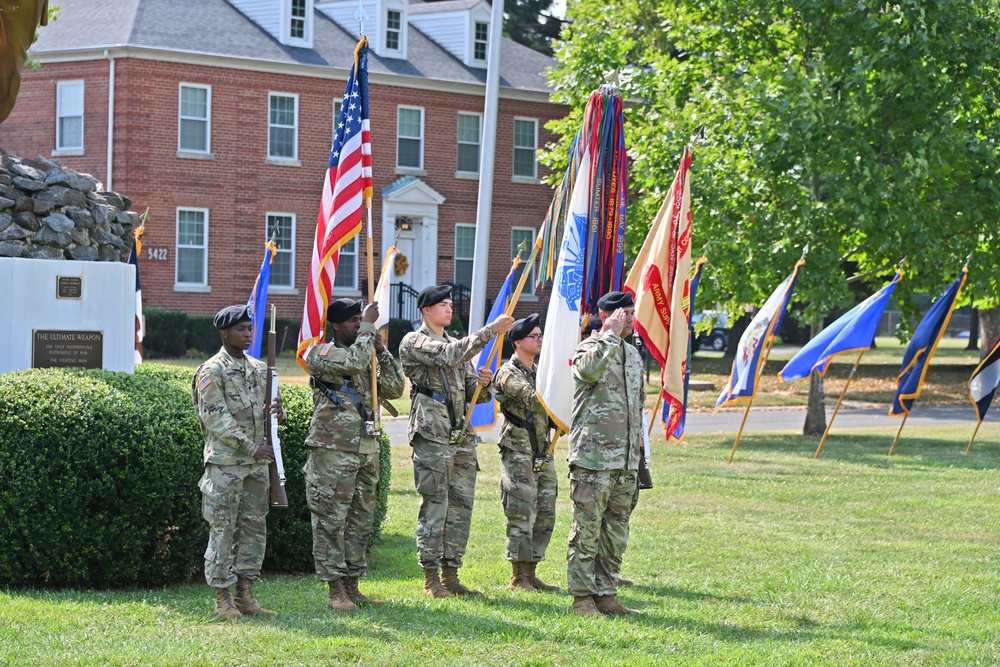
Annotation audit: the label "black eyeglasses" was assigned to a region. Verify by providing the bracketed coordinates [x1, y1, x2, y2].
[523, 333, 544, 341]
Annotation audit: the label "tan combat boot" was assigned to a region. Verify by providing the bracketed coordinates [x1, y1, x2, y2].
[508, 561, 535, 591]
[423, 568, 452, 598]
[344, 576, 386, 607]
[233, 576, 278, 617]
[570, 595, 601, 617]
[526, 562, 559, 591]
[441, 566, 482, 596]
[326, 579, 359, 612]
[593, 594, 639, 616]
[213, 587, 242, 620]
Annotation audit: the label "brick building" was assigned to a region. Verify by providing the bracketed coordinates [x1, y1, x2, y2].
[1, 0, 563, 325]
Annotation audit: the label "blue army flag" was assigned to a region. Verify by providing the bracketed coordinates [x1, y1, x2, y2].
[663, 256, 707, 440]
[780, 271, 903, 382]
[969, 333, 1000, 423]
[247, 239, 278, 360]
[717, 259, 804, 407]
[470, 262, 519, 431]
[890, 269, 967, 416]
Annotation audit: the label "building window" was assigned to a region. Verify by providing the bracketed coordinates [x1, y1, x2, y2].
[269, 93, 298, 159]
[178, 84, 210, 153]
[267, 213, 295, 288]
[454, 224, 476, 289]
[386, 10, 401, 51]
[334, 236, 357, 289]
[457, 112, 481, 174]
[290, 0, 306, 38]
[397, 106, 423, 169]
[513, 118, 538, 178]
[56, 80, 84, 151]
[332, 98, 343, 145]
[176, 208, 208, 286]
[511, 227, 536, 296]
[473, 21, 489, 62]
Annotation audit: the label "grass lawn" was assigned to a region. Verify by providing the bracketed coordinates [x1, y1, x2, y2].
[3, 423, 999, 665]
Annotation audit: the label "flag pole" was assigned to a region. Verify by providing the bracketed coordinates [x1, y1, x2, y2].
[728, 336, 776, 463]
[814, 349, 866, 459]
[461, 241, 530, 430]
[965, 421, 982, 454]
[887, 412, 909, 456]
[648, 392, 663, 439]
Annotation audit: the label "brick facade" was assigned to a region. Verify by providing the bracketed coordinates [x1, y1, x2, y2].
[1, 55, 560, 324]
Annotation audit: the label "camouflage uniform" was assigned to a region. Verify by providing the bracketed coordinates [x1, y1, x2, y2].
[303, 322, 404, 582]
[566, 331, 643, 597]
[399, 323, 496, 569]
[193, 347, 277, 588]
[494, 357, 557, 563]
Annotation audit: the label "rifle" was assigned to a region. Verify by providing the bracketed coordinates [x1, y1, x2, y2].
[266, 304, 289, 508]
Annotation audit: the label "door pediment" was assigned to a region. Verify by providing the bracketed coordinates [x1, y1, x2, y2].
[381, 176, 446, 206]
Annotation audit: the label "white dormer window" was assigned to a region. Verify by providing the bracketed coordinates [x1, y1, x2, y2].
[386, 9, 402, 51]
[473, 21, 488, 62]
[290, 0, 307, 38]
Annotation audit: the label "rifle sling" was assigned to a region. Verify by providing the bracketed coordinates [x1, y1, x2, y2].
[501, 407, 542, 458]
[310, 376, 371, 423]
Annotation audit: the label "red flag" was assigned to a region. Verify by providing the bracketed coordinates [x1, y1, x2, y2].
[297, 39, 372, 370]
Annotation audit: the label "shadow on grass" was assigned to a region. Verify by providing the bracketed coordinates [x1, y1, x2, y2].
[715, 432, 1000, 471]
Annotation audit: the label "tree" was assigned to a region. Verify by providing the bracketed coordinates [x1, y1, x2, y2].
[545, 0, 1000, 428]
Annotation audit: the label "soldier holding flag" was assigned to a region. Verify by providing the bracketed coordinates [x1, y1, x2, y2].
[494, 314, 559, 592]
[399, 284, 513, 598]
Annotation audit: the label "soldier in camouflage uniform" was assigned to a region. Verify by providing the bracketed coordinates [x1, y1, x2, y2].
[399, 284, 513, 598]
[567, 291, 643, 617]
[494, 313, 559, 592]
[193, 305, 285, 620]
[303, 298, 404, 611]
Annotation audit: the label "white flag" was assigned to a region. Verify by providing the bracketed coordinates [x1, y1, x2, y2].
[536, 149, 592, 432]
[373, 246, 398, 330]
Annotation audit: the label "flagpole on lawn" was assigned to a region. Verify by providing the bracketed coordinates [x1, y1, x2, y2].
[728, 336, 775, 463]
[648, 392, 663, 439]
[462, 241, 530, 431]
[887, 412, 909, 456]
[814, 349, 866, 459]
[965, 421, 982, 454]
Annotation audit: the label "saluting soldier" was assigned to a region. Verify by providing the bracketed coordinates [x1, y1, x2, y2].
[193, 305, 284, 619]
[566, 291, 643, 617]
[303, 298, 404, 611]
[399, 284, 513, 598]
[494, 313, 560, 592]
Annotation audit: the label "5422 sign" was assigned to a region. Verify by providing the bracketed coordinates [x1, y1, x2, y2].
[146, 248, 168, 261]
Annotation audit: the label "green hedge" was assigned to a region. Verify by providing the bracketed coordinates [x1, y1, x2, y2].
[0, 364, 391, 588]
[143, 309, 302, 358]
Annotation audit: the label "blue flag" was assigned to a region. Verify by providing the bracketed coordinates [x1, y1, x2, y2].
[470, 265, 519, 431]
[890, 270, 967, 416]
[780, 271, 903, 381]
[664, 257, 707, 440]
[247, 241, 277, 360]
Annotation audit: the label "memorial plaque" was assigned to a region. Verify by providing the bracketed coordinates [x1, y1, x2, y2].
[32, 330, 104, 369]
[57, 276, 83, 299]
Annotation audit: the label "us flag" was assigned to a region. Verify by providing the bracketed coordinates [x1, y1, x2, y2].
[297, 38, 373, 369]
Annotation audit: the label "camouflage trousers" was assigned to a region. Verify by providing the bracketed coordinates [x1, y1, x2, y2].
[566, 466, 638, 597]
[499, 447, 557, 562]
[200, 463, 270, 588]
[303, 448, 379, 581]
[411, 435, 478, 569]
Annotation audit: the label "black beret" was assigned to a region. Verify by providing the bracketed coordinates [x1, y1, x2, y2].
[597, 291, 635, 311]
[214, 305, 252, 330]
[417, 284, 452, 309]
[508, 313, 541, 342]
[581, 317, 603, 337]
[327, 298, 362, 323]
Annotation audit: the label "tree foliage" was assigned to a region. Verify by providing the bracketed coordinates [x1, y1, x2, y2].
[546, 0, 1000, 341]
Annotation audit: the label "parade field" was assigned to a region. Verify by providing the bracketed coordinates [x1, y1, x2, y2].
[2, 423, 997, 666]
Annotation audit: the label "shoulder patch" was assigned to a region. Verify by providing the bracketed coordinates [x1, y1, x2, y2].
[319, 343, 333, 357]
[413, 335, 428, 349]
[197, 376, 212, 392]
